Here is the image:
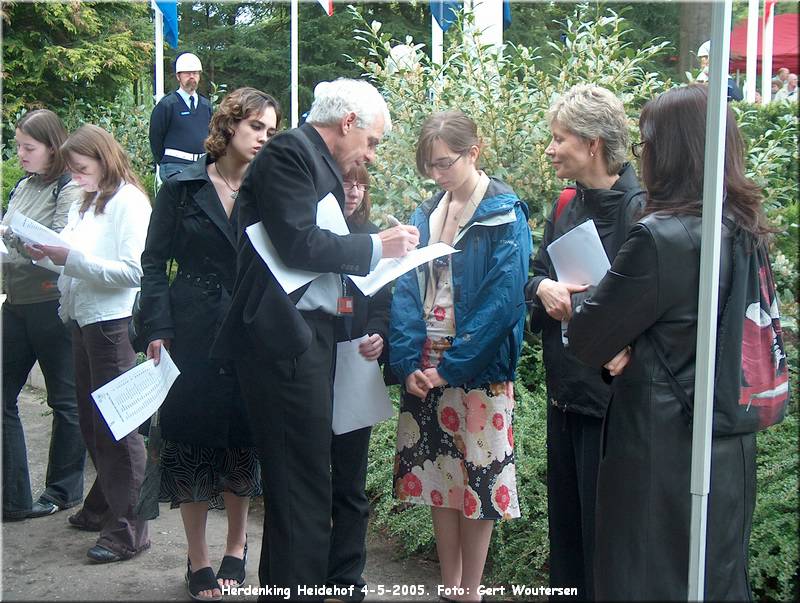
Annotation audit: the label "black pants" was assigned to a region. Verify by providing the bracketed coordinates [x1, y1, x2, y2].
[72, 319, 149, 557]
[2, 300, 85, 517]
[328, 426, 371, 601]
[546, 404, 603, 601]
[236, 313, 336, 602]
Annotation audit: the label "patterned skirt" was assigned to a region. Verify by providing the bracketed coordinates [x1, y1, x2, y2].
[159, 440, 262, 510]
[394, 383, 520, 520]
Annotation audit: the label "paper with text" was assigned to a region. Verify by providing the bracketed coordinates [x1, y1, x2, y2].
[332, 337, 394, 435]
[546, 219, 610, 286]
[91, 347, 181, 441]
[246, 193, 350, 295]
[9, 211, 71, 248]
[348, 242, 459, 297]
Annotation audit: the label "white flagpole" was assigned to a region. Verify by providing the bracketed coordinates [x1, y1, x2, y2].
[291, 0, 299, 128]
[153, 1, 165, 103]
[471, 0, 503, 51]
[745, 0, 759, 102]
[760, 0, 775, 102]
[687, 0, 732, 599]
[431, 14, 443, 66]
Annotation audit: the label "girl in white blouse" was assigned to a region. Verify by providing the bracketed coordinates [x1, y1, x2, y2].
[30, 124, 151, 563]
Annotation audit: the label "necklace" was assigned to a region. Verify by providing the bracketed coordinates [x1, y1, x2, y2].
[215, 163, 241, 200]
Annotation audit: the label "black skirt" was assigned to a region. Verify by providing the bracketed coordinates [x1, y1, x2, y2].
[158, 440, 262, 510]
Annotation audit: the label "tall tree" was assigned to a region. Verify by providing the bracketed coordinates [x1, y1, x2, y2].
[2, 1, 152, 124]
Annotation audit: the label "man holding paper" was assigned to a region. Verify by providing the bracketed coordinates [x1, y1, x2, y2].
[212, 78, 418, 598]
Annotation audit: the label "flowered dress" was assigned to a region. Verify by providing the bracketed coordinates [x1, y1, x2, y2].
[393, 178, 520, 521]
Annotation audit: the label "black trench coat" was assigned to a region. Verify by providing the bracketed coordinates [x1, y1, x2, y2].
[139, 158, 253, 449]
[568, 213, 756, 601]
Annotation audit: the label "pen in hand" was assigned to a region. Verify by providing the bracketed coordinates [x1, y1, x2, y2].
[386, 214, 402, 227]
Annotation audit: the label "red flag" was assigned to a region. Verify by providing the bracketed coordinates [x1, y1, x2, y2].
[316, 0, 333, 16]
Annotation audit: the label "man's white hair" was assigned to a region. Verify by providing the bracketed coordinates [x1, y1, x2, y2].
[306, 78, 392, 136]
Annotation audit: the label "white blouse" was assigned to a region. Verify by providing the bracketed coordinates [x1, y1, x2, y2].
[57, 182, 151, 327]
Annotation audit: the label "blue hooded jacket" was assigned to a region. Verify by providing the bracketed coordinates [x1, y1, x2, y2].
[389, 177, 531, 389]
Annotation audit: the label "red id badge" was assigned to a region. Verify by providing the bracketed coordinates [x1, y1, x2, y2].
[337, 296, 354, 315]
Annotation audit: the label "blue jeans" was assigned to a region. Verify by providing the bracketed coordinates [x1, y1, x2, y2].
[2, 300, 86, 517]
[158, 162, 187, 181]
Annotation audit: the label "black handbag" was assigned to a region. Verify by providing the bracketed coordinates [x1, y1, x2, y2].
[128, 184, 188, 353]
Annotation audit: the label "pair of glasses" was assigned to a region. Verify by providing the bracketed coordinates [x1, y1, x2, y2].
[424, 152, 464, 173]
[344, 181, 368, 192]
[631, 141, 647, 158]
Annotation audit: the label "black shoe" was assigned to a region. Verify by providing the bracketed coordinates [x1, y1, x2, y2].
[87, 544, 124, 564]
[28, 499, 61, 518]
[216, 541, 248, 587]
[68, 511, 103, 532]
[187, 558, 222, 601]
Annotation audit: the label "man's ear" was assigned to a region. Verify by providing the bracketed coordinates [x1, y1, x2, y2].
[341, 112, 357, 134]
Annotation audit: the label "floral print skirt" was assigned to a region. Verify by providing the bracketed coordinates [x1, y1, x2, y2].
[393, 383, 520, 520]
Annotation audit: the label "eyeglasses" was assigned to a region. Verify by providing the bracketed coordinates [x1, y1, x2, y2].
[343, 181, 368, 192]
[631, 141, 646, 158]
[424, 153, 464, 173]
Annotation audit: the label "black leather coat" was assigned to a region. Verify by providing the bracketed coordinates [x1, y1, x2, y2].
[568, 213, 756, 601]
[526, 163, 645, 417]
[139, 159, 253, 448]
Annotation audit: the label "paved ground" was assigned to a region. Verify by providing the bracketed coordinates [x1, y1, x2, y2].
[0, 386, 442, 601]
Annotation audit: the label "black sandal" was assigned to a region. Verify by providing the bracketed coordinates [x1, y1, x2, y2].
[216, 541, 247, 587]
[186, 558, 222, 601]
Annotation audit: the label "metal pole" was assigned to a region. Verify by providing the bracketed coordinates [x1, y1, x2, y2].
[687, 0, 732, 599]
[760, 0, 775, 102]
[745, 0, 759, 103]
[153, 1, 164, 103]
[291, 0, 299, 128]
[432, 14, 443, 66]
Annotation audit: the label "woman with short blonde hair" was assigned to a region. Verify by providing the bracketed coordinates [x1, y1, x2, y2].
[525, 83, 644, 600]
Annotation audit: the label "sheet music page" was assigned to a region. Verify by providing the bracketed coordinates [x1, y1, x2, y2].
[348, 242, 459, 297]
[8, 211, 71, 248]
[332, 337, 394, 435]
[91, 347, 181, 441]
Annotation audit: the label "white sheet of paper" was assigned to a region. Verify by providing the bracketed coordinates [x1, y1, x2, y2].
[349, 242, 459, 297]
[9, 211, 71, 248]
[332, 337, 394, 435]
[91, 347, 181, 441]
[246, 193, 350, 295]
[546, 220, 610, 286]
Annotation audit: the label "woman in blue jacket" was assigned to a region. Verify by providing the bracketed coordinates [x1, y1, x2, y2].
[390, 111, 531, 601]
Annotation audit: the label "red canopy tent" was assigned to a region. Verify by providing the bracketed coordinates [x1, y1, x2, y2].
[729, 12, 799, 75]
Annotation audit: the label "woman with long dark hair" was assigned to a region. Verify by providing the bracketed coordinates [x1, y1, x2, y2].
[568, 84, 768, 600]
[139, 87, 280, 601]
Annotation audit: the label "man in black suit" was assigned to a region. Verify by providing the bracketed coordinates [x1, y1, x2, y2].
[213, 79, 419, 601]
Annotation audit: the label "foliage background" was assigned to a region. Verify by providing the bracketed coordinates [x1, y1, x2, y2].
[1, 2, 797, 600]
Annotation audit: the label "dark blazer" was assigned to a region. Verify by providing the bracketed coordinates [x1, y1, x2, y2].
[139, 158, 253, 448]
[212, 123, 374, 362]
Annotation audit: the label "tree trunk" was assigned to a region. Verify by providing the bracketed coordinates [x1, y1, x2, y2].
[679, 1, 713, 78]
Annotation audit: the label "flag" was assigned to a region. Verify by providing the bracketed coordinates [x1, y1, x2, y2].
[764, 0, 776, 22]
[431, 0, 461, 33]
[503, 0, 511, 30]
[154, 0, 178, 49]
[316, 0, 333, 17]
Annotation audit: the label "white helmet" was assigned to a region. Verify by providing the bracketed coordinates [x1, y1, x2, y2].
[175, 53, 202, 73]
